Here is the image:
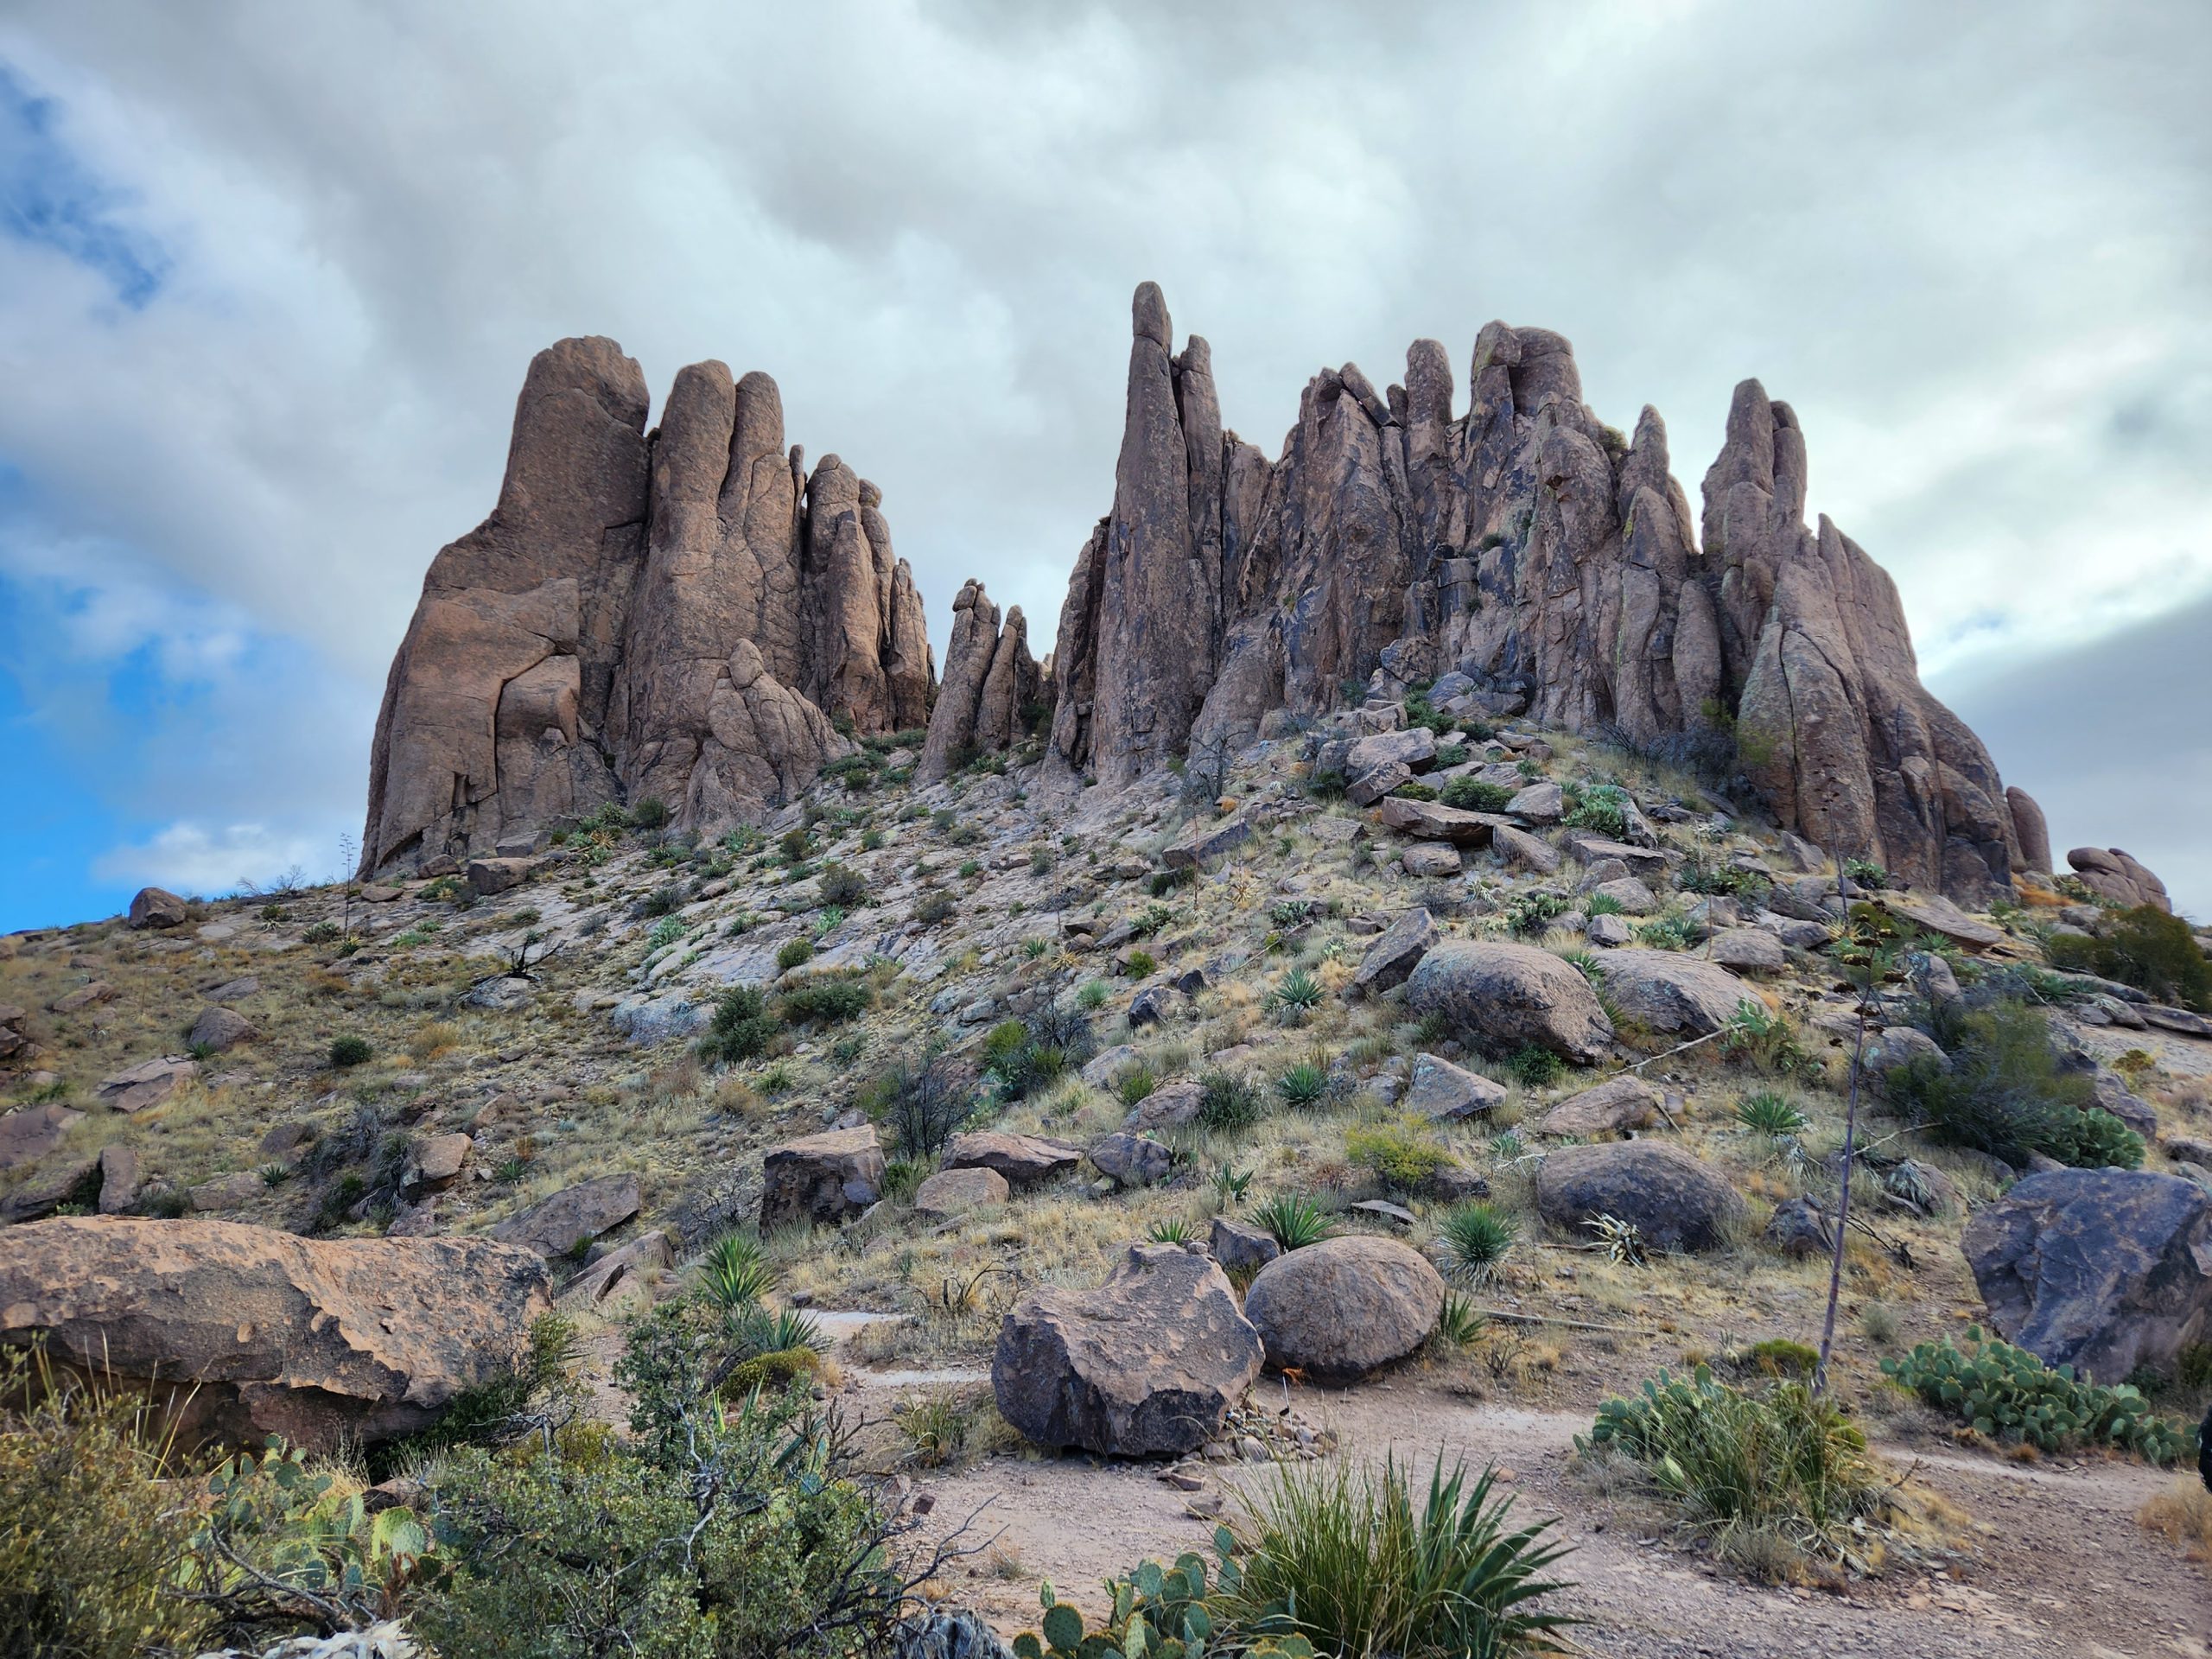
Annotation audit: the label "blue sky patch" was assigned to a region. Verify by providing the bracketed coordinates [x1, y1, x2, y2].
[0, 60, 168, 308]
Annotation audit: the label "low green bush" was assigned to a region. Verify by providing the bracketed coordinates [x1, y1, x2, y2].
[1889, 995, 2142, 1169]
[327, 1034, 372, 1069]
[775, 938, 816, 972]
[2047, 904, 2211, 1011]
[1440, 776, 1514, 812]
[1440, 1200, 1518, 1283]
[1198, 1070, 1263, 1130]
[815, 862, 867, 908]
[777, 975, 870, 1025]
[1882, 1327, 2188, 1463]
[698, 986, 781, 1065]
[1344, 1118, 1449, 1190]
[1250, 1193, 1336, 1250]
[1504, 1045, 1562, 1088]
[1562, 783, 1630, 837]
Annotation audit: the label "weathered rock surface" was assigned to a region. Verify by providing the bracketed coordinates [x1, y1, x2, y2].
[1405, 942, 1613, 1063]
[128, 887, 189, 929]
[913, 1165, 1010, 1217]
[1535, 1142, 1742, 1252]
[1208, 1217, 1281, 1275]
[1708, 927, 1787, 972]
[993, 1243, 1262, 1456]
[489, 1172, 640, 1256]
[1591, 950, 1751, 1035]
[1535, 1075, 1658, 1137]
[1961, 1168, 2211, 1384]
[0, 1217, 551, 1448]
[1404, 1052, 1508, 1120]
[918, 582, 1036, 784]
[361, 340, 934, 874]
[941, 1130, 1083, 1190]
[1089, 1132, 1172, 1187]
[95, 1056, 198, 1115]
[2065, 847, 2171, 912]
[2006, 787, 2051, 875]
[760, 1127, 883, 1230]
[187, 1005, 258, 1053]
[1348, 906, 1437, 995]
[0, 1103, 82, 1173]
[1242, 1236, 1446, 1382]
[1042, 283, 2026, 907]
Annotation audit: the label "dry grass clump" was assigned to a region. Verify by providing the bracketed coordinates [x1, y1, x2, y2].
[2139, 1479, 2212, 1570]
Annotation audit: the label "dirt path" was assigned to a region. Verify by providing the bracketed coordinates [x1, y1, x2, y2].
[907, 1382, 2210, 1658]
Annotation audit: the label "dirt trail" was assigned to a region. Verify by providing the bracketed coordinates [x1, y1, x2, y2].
[908, 1382, 2210, 1658]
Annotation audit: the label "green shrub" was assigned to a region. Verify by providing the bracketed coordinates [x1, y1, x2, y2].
[1884, 1328, 2187, 1463]
[0, 1347, 213, 1658]
[1738, 1338, 1819, 1378]
[1579, 1367, 1889, 1573]
[912, 890, 956, 926]
[1563, 783, 1630, 837]
[1204, 1456, 1577, 1659]
[1146, 1217, 1198, 1245]
[1433, 1293, 1487, 1348]
[1635, 914, 1696, 950]
[775, 937, 816, 972]
[1889, 995, 2141, 1169]
[628, 796, 670, 830]
[327, 1034, 372, 1069]
[815, 862, 867, 908]
[698, 985, 780, 1065]
[697, 1234, 774, 1312]
[302, 918, 343, 944]
[1116, 1064, 1160, 1108]
[1733, 1091, 1807, 1137]
[1149, 865, 1198, 896]
[1344, 1118, 1449, 1190]
[1440, 1200, 1518, 1283]
[1503, 889, 1567, 938]
[1272, 1060, 1330, 1110]
[1582, 891, 1626, 917]
[1251, 1193, 1337, 1250]
[1198, 1070, 1263, 1130]
[1432, 742, 1469, 769]
[1843, 857, 1885, 888]
[1389, 781, 1439, 802]
[777, 975, 870, 1026]
[2047, 905, 2211, 1011]
[1126, 949, 1158, 977]
[1504, 1045, 1562, 1088]
[1076, 979, 1110, 1011]
[860, 1052, 969, 1157]
[1440, 776, 1514, 812]
[1268, 968, 1325, 1025]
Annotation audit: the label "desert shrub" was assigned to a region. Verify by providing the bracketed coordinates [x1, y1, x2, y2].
[627, 796, 670, 830]
[412, 1306, 910, 1659]
[1733, 1091, 1807, 1137]
[1433, 742, 1469, 769]
[327, 1034, 372, 1069]
[1126, 949, 1158, 977]
[861, 1052, 969, 1157]
[1737, 1338, 1820, 1379]
[1440, 1200, 1518, 1283]
[1389, 781, 1439, 802]
[1635, 914, 1696, 951]
[912, 891, 956, 926]
[775, 938, 816, 972]
[697, 1235, 775, 1313]
[1203, 1456, 1577, 1659]
[1440, 776, 1514, 812]
[1149, 864, 1198, 896]
[1890, 995, 2141, 1169]
[1717, 1000, 1814, 1076]
[1883, 1327, 2188, 1464]
[1146, 1217, 1198, 1245]
[815, 863, 868, 909]
[699, 986, 781, 1065]
[1433, 1293, 1487, 1348]
[2047, 905, 2211, 1011]
[1251, 1193, 1337, 1250]
[302, 919, 343, 944]
[1842, 857, 1885, 888]
[1272, 1059, 1330, 1109]
[1115, 1064, 1160, 1108]
[1198, 1070, 1263, 1131]
[1503, 890, 1567, 938]
[0, 1347, 213, 1658]
[1581, 891, 1626, 917]
[1076, 979, 1109, 1012]
[778, 974, 870, 1026]
[1268, 968, 1325, 1026]
[1579, 1367, 1890, 1573]
[1503, 1045, 1562, 1088]
[1563, 783, 1630, 837]
[1344, 1118, 1449, 1190]
[1307, 767, 1349, 801]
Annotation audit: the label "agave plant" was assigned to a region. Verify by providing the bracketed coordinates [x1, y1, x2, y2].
[697, 1233, 775, 1312]
[1273, 1059, 1330, 1109]
[1734, 1090, 1808, 1138]
[1439, 1201, 1518, 1285]
[1268, 968, 1325, 1026]
[1250, 1192, 1337, 1250]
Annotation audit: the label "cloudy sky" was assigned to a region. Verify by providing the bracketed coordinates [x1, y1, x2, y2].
[0, 0, 2206, 931]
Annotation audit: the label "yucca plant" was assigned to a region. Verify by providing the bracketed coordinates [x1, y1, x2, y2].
[697, 1233, 775, 1312]
[734, 1305, 826, 1359]
[1274, 1059, 1330, 1109]
[1269, 968, 1326, 1026]
[1440, 1201, 1519, 1285]
[1213, 1455, 1579, 1658]
[1251, 1192, 1338, 1251]
[1433, 1292, 1488, 1350]
[1734, 1091, 1808, 1137]
[1147, 1217, 1198, 1245]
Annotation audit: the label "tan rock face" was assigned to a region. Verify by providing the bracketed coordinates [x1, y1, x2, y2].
[1044, 283, 2024, 906]
[0, 1217, 552, 1450]
[361, 342, 935, 874]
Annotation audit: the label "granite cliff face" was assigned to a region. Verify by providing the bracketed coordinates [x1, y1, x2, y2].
[361, 340, 935, 874]
[1046, 283, 2031, 904]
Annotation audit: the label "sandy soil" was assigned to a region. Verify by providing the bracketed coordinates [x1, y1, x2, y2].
[905, 1382, 2210, 1659]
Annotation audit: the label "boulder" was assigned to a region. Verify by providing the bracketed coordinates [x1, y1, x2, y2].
[1081, 1044, 1144, 1088]
[1884, 895, 2005, 952]
[940, 1130, 1084, 1190]
[95, 1057, 198, 1115]
[1122, 1077, 1205, 1135]
[560, 1228, 677, 1310]
[1589, 950, 1751, 1035]
[992, 1243, 1263, 1456]
[0, 1217, 552, 1448]
[127, 887, 189, 929]
[1404, 943, 1613, 1064]
[1585, 914, 1633, 948]
[1208, 1217, 1281, 1275]
[1127, 985, 1185, 1028]
[1506, 781, 1565, 823]
[1378, 796, 1504, 845]
[1349, 906, 1437, 995]
[1493, 824, 1560, 874]
[1766, 1196, 1831, 1258]
[1535, 1075, 1658, 1137]
[1161, 813, 1251, 869]
[1586, 877, 1656, 915]
[1, 1155, 99, 1224]
[466, 857, 538, 898]
[96, 1144, 141, 1215]
[187, 1006, 258, 1053]
[202, 975, 261, 1004]
[1961, 1168, 2212, 1384]
[913, 1166, 1010, 1217]
[760, 1127, 882, 1231]
[49, 981, 115, 1014]
[1535, 1142, 1742, 1252]
[1242, 1236, 1446, 1382]
[1347, 762, 1411, 807]
[491, 1172, 642, 1255]
[2065, 847, 2171, 913]
[1864, 1027, 1947, 1092]
[1089, 1133, 1172, 1187]
[403, 1133, 474, 1193]
[1400, 842, 1463, 878]
[0, 1103, 83, 1173]
[1346, 728, 1436, 774]
[1708, 928, 1787, 972]
[1404, 1052, 1508, 1121]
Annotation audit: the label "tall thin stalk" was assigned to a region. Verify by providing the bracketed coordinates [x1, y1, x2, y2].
[1815, 853, 1874, 1395]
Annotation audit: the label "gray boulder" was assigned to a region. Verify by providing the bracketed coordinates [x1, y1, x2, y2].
[1089, 1132, 1172, 1187]
[941, 1130, 1084, 1190]
[187, 1005, 259, 1053]
[1961, 1168, 2212, 1384]
[1208, 1217, 1281, 1275]
[1405, 943, 1613, 1064]
[1590, 950, 1751, 1035]
[1243, 1236, 1445, 1382]
[1349, 906, 1436, 995]
[1404, 1052, 1507, 1121]
[759, 1126, 882, 1231]
[992, 1243, 1262, 1456]
[1535, 1142, 1742, 1252]
[1535, 1075, 1658, 1137]
[491, 1173, 642, 1256]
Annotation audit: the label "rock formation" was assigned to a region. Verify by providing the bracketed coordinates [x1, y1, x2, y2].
[361, 340, 934, 874]
[1044, 283, 2031, 904]
[916, 581, 1041, 784]
[2066, 846, 2171, 912]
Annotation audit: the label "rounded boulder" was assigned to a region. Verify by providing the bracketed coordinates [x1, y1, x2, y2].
[1243, 1235, 1446, 1382]
[1535, 1141, 1742, 1253]
[1405, 942, 1613, 1064]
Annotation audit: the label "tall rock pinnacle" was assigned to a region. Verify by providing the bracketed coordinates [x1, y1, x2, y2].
[360, 342, 936, 874]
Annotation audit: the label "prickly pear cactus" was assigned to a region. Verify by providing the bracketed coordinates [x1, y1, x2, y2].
[1881, 1326, 2187, 1464]
[1012, 1529, 1316, 1659]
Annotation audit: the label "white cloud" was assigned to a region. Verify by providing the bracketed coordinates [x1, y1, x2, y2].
[92, 820, 334, 899]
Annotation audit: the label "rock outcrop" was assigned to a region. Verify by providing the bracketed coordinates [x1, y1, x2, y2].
[361, 340, 935, 874]
[1241, 1236, 1445, 1382]
[0, 1217, 551, 1449]
[1043, 283, 2032, 905]
[916, 581, 1040, 784]
[2065, 847, 2171, 912]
